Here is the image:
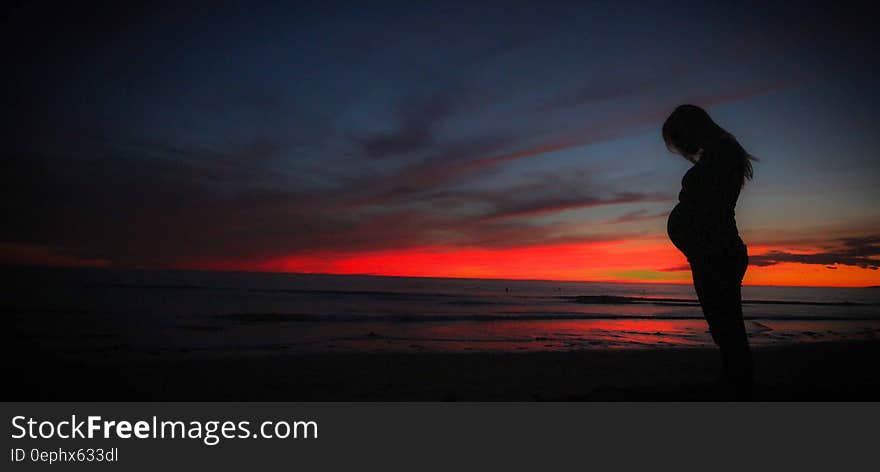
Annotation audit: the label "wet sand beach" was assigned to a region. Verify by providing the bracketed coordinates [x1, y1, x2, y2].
[10, 340, 880, 401]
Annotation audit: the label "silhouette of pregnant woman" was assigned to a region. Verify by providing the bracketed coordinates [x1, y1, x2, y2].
[663, 104, 757, 398]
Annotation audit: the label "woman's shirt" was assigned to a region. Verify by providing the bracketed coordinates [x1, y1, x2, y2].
[667, 144, 745, 260]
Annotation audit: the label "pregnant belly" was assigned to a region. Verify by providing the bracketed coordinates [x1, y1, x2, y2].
[667, 203, 744, 257]
[666, 203, 693, 255]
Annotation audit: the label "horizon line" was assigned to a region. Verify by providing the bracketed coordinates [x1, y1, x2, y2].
[4, 263, 877, 289]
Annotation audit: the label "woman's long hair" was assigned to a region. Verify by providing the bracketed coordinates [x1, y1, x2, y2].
[662, 104, 756, 187]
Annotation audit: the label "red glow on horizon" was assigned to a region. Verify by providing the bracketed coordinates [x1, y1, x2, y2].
[187, 240, 880, 287]
[4, 240, 876, 288]
[214, 240, 688, 283]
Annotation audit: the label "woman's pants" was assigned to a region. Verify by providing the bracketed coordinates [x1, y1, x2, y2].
[688, 243, 752, 389]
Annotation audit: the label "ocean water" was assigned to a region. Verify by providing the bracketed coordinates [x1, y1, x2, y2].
[6, 267, 880, 357]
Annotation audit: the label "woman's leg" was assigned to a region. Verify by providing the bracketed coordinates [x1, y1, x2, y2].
[690, 245, 752, 393]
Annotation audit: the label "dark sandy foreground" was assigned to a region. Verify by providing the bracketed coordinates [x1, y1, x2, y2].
[9, 341, 880, 401]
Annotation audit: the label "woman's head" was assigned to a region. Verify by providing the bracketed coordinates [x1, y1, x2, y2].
[662, 104, 755, 186]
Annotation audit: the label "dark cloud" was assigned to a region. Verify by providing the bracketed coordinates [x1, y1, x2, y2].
[659, 264, 691, 272]
[353, 89, 473, 160]
[351, 75, 797, 208]
[659, 235, 880, 272]
[603, 209, 670, 225]
[347, 98, 694, 208]
[750, 235, 880, 270]
[394, 171, 672, 223]
[484, 191, 668, 221]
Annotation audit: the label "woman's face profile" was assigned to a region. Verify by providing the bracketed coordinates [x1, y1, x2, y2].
[665, 139, 681, 156]
[665, 139, 701, 163]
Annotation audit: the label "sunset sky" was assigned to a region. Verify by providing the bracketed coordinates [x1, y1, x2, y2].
[3, 1, 879, 287]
